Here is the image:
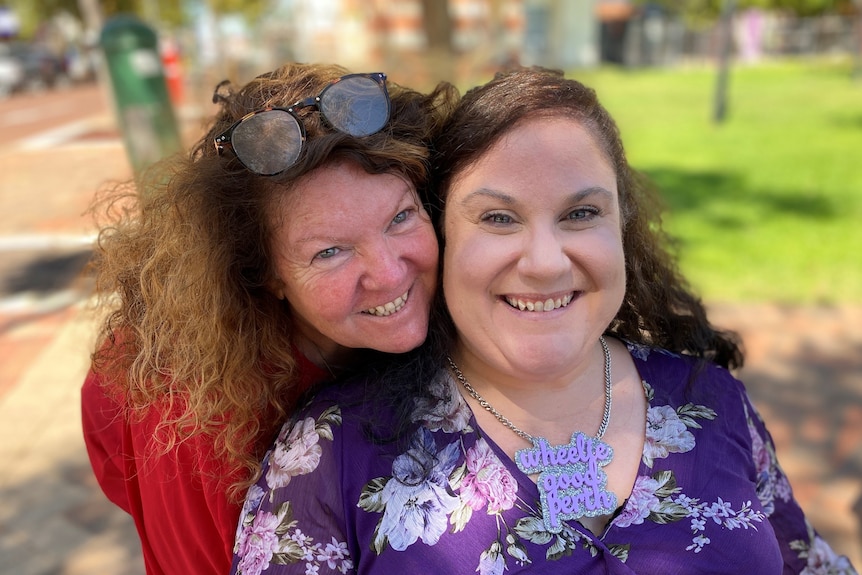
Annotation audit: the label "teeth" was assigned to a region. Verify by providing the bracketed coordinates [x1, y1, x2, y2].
[505, 293, 573, 313]
[364, 291, 409, 317]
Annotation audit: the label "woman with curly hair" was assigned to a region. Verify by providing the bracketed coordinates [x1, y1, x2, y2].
[81, 62, 457, 575]
[229, 67, 855, 574]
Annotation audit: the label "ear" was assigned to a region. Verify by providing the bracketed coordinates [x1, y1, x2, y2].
[268, 277, 286, 300]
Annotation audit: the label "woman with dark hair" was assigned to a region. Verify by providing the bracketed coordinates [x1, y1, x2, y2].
[81, 63, 457, 575]
[229, 67, 855, 574]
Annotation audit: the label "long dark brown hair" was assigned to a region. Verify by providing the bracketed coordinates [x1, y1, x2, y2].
[428, 66, 743, 369]
[359, 66, 743, 444]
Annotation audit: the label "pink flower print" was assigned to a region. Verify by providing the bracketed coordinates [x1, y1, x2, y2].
[614, 475, 661, 528]
[643, 405, 696, 467]
[265, 417, 322, 489]
[748, 420, 771, 475]
[235, 511, 280, 575]
[801, 536, 854, 574]
[460, 438, 518, 513]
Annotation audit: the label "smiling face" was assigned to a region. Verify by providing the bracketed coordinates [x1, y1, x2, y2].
[442, 116, 626, 384]
[270, 160, 438, 361]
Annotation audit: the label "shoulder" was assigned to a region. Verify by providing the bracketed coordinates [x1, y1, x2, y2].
[626, 342, 748, 413]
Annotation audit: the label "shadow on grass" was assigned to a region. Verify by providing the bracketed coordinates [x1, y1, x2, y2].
[829, 112, 862, 130]
[641, 168, 837, 222]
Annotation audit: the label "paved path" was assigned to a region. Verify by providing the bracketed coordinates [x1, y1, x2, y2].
[0, 88, 859, 573]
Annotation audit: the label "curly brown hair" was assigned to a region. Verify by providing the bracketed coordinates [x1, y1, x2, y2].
[428, 66, 742, 369]
[88, 62, 459, 499]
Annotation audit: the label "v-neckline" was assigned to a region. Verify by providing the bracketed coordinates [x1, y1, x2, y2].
[447, 348, 652, 541]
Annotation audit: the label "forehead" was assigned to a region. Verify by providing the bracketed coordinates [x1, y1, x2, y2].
[449, 116, 615, 193]
[271, 161, 413, 235]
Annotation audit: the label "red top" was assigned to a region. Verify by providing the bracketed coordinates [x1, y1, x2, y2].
[81, 353, 327, 575]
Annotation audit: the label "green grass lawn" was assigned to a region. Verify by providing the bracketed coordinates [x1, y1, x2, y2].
[571, 58, 862, 304]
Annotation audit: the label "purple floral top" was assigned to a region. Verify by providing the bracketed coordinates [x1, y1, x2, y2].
[230, 344, 857, 575]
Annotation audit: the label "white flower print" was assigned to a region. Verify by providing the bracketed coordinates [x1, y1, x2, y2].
[790, 521, 857, 574]
[477, 541, 506, 575]
[747, 413, 792, 514]
[671, 493, 766, 552]
[801, 536, 855, 574]
[626, 342, 651, 361]
[371, 427, 462, 552]
[316, 537, 353, 573]
[413, 371, 472, 433]
[265, 416, 323, 489]
[686, 534, 710, 553]
[619, 470, 767, 556]
[643, 405, 696, 467]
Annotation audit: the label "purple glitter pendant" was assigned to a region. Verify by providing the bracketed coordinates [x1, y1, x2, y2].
[515, 431, 616, 533]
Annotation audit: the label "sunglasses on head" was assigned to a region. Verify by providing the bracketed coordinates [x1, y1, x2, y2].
[213, 72, 390, 176]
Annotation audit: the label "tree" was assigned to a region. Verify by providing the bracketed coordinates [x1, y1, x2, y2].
[8, 0, 269, 37]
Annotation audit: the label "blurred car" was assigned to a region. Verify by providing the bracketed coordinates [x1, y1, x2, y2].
[0, 43, 24, 97]
[10, 41, 67, 90]
[0, 41, 67, 95]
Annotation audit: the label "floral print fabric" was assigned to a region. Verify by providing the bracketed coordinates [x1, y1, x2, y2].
[231, 345, 857, 575]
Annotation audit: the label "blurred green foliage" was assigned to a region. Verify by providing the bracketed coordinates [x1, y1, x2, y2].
[634, 0, 858, 22]
[575, 58, 862, 304]
[6, 0, 269, 37]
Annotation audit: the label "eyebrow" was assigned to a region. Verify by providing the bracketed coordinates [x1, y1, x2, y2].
[292, 181, 416, 246]
[459, 186, 615, 207]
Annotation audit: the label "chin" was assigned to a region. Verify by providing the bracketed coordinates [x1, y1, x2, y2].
[378, 330, 428, 354]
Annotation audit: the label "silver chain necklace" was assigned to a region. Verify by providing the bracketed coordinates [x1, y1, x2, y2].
[447, 336, 613, 442]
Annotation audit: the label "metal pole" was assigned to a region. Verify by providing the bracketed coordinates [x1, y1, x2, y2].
[713, 0, 735, 123]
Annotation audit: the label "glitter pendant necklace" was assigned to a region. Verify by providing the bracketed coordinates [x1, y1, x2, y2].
[448, 336, 617, 534]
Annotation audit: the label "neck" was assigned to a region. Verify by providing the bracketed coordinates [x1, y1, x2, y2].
[450, 339, 613, 442]
[295, 336, 359, 377]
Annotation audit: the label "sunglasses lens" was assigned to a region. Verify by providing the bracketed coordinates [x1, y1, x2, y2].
[232, 110, 303, 175]
[319, 75, 390, 137]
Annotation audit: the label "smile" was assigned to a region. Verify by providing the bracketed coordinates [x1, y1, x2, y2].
[504, 293, 574, 312]
[363, 290, 409, 317]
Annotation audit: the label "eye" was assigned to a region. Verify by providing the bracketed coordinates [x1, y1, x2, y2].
[392, 209, 411, 225]
[566, 207, 600, 221]
[482, 212, 513, 225]
[315, 247, 340, 260]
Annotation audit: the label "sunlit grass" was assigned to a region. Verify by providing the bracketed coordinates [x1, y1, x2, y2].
[570, 58, 862, 304]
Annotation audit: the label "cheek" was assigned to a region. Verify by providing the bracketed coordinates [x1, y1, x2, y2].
[408, 225, 441, 276]
[285, 270, 356, 325]
[442, 236, 481, 299]
[591, 233, 627, 293]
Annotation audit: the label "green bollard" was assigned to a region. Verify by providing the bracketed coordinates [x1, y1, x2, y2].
[99, 14, 182, 177]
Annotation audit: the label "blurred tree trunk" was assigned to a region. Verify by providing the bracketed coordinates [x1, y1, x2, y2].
[77, 0, 102, 32]
[854, 0, 862, 80]
[712, 0, 734, 123]
[420, 0, 454, 86]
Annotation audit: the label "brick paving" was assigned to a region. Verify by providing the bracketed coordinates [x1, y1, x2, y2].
[0, 92, 858, 574]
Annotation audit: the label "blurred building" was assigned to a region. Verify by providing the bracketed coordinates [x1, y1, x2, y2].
[175, 0, 860, 92]
[254, 0, 603, 84]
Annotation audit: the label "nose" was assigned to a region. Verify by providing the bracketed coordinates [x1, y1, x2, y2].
[517, 227, 570, 280]
[360, 240, 408, 292]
